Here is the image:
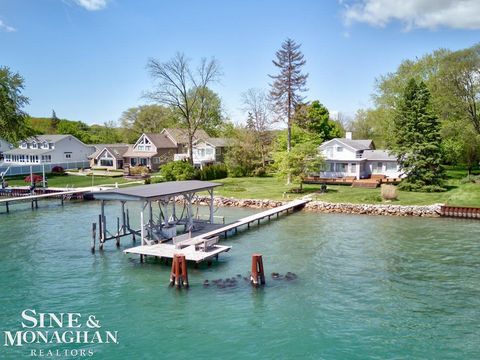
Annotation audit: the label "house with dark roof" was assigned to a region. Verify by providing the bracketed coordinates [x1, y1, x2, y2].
[319, 132, 401, 179]
[89, 144, 129, 170]
[122, 133, 178, 171]
[162, 128, 231, 168]
[3, 134, 95, 167]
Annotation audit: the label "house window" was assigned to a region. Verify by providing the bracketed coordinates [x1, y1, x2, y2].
[64, 152, 72, 159]
[350, 163, 357, 173]
[144, 145, 151, 151]
[138, 145, 144, 151]
[386, 162, 397, 171]
[31, 142, 38, 149]
[327, 163, 334, 172]
[337, 147, 343, 152]
[152, 157, 160, 164]
[372, 162, 383, 173]
[337, 163, 348, 172]
[41, 155, 51, 163]
[5, 155, 11, 162]
[100, 159, 113, 167]
[206, 148, 213, 155]
[42, 141, 49, 149]
[20, 142, 27, 149]
[49, 143, 54, 149]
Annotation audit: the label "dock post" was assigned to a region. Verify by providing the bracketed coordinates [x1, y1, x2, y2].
[91, 223, 96, 253]
[5, 201, 9, 213]
[98, 214, 104, 251]
[121, 201, 126, 235]
[169, 254, 188, 288]
[250, 254, 266, 287]
[116, 217, 120, 247]
[101, 200, 106, 242]
[209, 189, 214, 224]
[31, 200, 34, 210]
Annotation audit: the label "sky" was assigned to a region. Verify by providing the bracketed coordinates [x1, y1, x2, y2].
[1, 0, 479, 126]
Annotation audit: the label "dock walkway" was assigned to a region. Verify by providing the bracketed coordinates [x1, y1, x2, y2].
[124, 198, 310, 263]
[0, 188, 93, 213]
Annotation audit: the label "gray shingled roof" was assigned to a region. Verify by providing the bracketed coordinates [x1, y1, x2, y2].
[4, 148, 53, 155]
[338, 139, 373, 150]
[362, 150, 397, 161]
[24, 134, 71, 143]
[92, 180, 222, 201]
[90, 144, 129, 159]
[163, 128, 209, 145]
[145, 133, 177, 149]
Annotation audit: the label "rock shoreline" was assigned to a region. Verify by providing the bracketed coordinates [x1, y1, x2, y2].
[192, 196, 443, 218]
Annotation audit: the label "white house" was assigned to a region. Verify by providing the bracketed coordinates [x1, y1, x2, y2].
[3, 134, 95, 166]
[319, 132, 402, 179]
[0, 138, 12, 161]
[178, 137, 230, 167]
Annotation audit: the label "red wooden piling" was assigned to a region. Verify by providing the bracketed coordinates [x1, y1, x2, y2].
[169, 254, 189, 288]
[250, 253, 265, 287]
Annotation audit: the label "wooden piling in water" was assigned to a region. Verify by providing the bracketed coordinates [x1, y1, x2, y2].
[98, 214, 104, 250]
[116, 217, 120, 247]
[251, 253, 265, 287]
[169, 254, 188, 288]
[91, 223, 96, 253]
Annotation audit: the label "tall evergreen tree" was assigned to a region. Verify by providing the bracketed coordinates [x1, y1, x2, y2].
[269, 39, 308, 152]
[393, 79, 446, 191]
[51, 109, 60, 131]
[269, 38, 308, 184]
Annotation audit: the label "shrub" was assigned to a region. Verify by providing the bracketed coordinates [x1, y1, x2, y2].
[252, 167, 267, 177]
[129, 166, 149, 176]
[399, 182, 446, 192]
[51, 166, 64, 174]
[24, 174, 43, 184]
[381, 184, 398, 201]
[195, 164, 228, 181]
[144, 177, 151, 185]
[460, 175, 480, 184]
[160, 161, 195, 181]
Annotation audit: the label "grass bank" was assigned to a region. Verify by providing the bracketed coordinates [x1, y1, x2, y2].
[214, 167, 480, 207]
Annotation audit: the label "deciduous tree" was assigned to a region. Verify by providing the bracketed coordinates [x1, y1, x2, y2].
[146, 53, 222, 164]
[0, 66, 32, 142]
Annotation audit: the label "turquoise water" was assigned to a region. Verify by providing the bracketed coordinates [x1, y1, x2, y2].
[0, 200, 479, 359]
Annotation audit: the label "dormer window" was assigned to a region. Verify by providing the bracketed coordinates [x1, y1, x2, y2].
[49, 143, 54, 149]
[20, 142, 27, 149]
[42, 141, 49, 149]
[31, 142, 38, 149]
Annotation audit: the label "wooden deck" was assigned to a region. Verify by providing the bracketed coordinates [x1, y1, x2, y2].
[123, 198, 310, 263]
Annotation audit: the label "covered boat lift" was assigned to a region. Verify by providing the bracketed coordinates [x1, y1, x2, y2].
[92, 180, 223, 249]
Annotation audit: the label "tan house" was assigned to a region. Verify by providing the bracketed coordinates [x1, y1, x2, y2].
[161, 128, 210, 154]
[89, 144, 129, 170]
[123, 133, 178, 171]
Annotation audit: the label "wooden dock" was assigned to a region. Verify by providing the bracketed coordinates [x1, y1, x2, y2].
[124, 198, 310, 263]
[0, 188, 92, 213]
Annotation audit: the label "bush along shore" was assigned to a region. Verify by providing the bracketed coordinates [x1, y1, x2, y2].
[192, 196, 443, 218]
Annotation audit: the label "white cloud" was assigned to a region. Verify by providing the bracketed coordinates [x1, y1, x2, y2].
[342, 0, 480, 30]
[0, 19, 16, 32]
[75, 0, 109, 11]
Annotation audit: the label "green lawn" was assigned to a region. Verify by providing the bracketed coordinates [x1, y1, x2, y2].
[5, 168, 480, 207]
[214, 167, 480, 207]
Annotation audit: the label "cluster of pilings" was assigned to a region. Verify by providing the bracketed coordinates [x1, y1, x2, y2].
[91, 200, 137, 253]
[169, 254, 271, 290]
